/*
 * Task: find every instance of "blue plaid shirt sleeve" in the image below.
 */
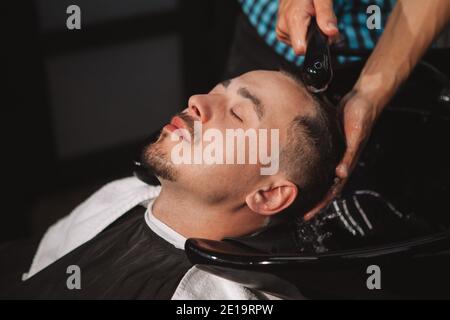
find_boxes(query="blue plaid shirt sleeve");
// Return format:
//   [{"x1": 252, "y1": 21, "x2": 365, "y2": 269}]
[{"x1": 238, "y1": 0, "x2": 396, "y2": 65}]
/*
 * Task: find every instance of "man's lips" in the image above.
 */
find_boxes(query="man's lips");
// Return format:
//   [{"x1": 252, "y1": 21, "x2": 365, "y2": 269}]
[
  {"x1": 164, "y1": 116, "x2": 191, "y2": 141},
  {"x1": 171, "y1": 116, "x2": 187, "y2": 130}
]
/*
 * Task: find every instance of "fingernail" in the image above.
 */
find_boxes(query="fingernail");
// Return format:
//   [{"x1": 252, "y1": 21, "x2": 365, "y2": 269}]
[
  {"x1": 295, "y1": 40, "x2": 305, "y2": 53},
  {"x1": 327, "y1": 22, "x2": 338, "y2": 31}
]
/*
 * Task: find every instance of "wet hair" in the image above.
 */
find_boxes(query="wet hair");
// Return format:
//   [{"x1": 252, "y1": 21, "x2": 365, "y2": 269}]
[{"x1": 278, "y1": 71, "x2": 345, "y2": 221}]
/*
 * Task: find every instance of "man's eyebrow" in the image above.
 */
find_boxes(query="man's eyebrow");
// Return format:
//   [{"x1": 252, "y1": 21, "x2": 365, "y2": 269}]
[
  {"x1": 237, "y1": 87, "x2": 264, "y2": 120},
  {"x1": 219, "y1": 80, "x2": 265, "y2": 120}
]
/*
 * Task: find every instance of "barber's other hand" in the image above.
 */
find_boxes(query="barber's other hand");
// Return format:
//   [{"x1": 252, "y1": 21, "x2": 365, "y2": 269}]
[
  {"x1": 303, "y1": 90, "x2": 382, "y2": 221},
  {"x1": 276, "y1": 0, "x2": 339, "y2": 55}
]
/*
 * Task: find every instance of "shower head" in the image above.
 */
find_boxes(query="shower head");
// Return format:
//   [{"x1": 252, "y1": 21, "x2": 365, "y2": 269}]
[{"x1": 301, "y1": 18, "x2": 333, "y2": 93}]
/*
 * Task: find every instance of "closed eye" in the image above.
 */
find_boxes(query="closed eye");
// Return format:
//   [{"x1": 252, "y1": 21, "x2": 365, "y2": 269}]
[{"x1": 231, "y1": 109, "x2": 243, "y2": 122}]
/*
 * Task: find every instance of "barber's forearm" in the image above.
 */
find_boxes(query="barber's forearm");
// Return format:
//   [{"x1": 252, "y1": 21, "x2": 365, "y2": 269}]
[{"x1": 353, "y1": 0, "x2": 450, "y2": 113}]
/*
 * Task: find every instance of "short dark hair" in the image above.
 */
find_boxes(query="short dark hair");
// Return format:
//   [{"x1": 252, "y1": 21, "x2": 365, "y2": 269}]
[{"x1": 278, "y1": 71, "x2": 345, "y2": 221}]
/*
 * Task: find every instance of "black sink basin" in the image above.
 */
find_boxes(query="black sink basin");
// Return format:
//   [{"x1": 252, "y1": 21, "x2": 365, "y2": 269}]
[{"x1": 185, "y1": 58, "x2": 450, "y2": 299}]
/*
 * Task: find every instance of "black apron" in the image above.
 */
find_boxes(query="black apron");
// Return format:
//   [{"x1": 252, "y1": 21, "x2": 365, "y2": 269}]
[{"x1": 2, "y1": 206, "x2": 192, "y2": 299}]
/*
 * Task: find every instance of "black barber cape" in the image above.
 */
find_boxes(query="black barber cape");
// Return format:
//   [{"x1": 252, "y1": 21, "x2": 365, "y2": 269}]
[{"x1": 3, "y1": 206, "x2": 193, "y2": 299}]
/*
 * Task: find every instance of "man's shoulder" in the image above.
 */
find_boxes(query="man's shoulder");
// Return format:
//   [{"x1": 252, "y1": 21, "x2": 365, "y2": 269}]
[{"x1": 24, "y1": 176, "x2": 161, "y2": 280}]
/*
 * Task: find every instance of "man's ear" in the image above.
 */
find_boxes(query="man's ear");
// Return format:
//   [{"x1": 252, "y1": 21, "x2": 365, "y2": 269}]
[{"x1": 245, "y1": 181, "x2": 298, "y2": 216}]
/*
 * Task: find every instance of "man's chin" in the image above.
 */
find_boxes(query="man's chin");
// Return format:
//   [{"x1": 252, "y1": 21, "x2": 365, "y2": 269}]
[{"x1": 142, "y1": 142, "x2": 177, "y2": 182}]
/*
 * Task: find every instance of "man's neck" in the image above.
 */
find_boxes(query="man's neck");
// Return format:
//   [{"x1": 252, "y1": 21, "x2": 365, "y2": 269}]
[{"x1": 151, "y1": 183, "x2": 266, "y2": 241}]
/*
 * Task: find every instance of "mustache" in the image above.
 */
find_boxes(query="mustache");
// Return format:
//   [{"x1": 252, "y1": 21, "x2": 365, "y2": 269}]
[{"x1": 176, "y1": 111, "x2": 196, "y2": 138}]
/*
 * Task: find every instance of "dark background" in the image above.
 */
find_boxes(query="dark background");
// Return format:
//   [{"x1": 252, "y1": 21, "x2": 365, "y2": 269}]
[{"x1": 2, "y1": 0, "x2": 240, "y2": 242}]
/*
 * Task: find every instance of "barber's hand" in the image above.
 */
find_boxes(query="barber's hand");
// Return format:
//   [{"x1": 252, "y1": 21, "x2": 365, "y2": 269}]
[
  {"x1": 276, "y1": 0, "x2": 339, "y2": 55},
  {"x1": 303, "y1": 90, "x2": 382, "y2": 221}
]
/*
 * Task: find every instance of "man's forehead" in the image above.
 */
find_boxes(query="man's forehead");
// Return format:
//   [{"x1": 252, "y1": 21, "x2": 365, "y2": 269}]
[
  {"x1": 235, "y1": 70, "x2": 308, "y2": 99},
  {"x1": 234, "y1": 70, "x2": 312, "y2": 116}
]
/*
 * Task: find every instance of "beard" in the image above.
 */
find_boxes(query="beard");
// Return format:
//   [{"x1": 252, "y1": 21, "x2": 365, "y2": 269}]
[
  {"x1": 140, "y1": 130, "x2": 177, "y2": 182},
  {"x1": 140, "y1": 111, "x2": 195, "y2": 182}
]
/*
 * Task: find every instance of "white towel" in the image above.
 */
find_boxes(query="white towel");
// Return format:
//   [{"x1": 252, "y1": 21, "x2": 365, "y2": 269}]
[
  {"x1": 172, "y1": 266, "x2": 280, "y2": 300},
  {"x1": 24, "y1": 176, "x2": 160, "y2": 280}
]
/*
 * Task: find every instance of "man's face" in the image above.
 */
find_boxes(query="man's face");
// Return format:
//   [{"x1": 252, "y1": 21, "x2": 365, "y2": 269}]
[{"x1": 143, "y1": 70, "x2": 314, "y2": 206}]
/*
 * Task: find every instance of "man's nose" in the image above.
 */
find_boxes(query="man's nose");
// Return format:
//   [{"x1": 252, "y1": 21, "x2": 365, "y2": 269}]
[{"x1": 188, "y1": 94, "x2": 213, "y2": 123}]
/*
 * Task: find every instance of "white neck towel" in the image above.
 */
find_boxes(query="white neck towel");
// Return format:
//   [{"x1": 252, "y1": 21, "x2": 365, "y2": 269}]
[{"x1": 24, "y1": 176, "x2": 160, "y2": 280}]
